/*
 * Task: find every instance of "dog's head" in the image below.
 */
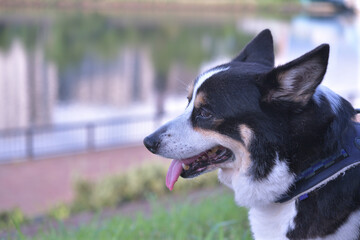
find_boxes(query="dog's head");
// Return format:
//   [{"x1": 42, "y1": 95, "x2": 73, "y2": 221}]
[{"x1": 144, "y1": 29, "x2": 337, "y2": 207}]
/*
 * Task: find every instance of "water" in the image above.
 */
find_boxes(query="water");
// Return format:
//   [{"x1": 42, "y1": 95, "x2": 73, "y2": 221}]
[{"x1": 0, "y1": 9, "x2": 359, "y2": 161}]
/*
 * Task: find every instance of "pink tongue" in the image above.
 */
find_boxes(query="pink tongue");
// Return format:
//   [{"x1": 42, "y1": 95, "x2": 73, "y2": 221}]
[{"x1": 166, "y1": 159, "x2": 183, "y2": 191}]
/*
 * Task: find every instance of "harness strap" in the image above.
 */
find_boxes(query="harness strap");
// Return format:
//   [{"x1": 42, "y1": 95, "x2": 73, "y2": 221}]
[{"x1": 276, "y1": 121, "x2": 360, "y2": 203}]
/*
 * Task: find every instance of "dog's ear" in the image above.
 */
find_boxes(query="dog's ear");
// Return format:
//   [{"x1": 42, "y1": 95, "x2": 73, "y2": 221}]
[
  {"x1": 232, "y1": 29, "x2": 274, "y2": 67},
  {"x1": 259, "y1": 44, "x2": 329, "y2": 106}
]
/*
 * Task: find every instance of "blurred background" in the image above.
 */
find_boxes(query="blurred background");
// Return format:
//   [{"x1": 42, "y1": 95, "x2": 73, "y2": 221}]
[{"x1": 0, "y1": 0, "x2": 359, "y2": 239}]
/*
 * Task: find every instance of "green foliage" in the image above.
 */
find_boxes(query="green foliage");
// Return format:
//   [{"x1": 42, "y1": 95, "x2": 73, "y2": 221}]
[
  {"x1": 48, "y1": 204, "x2": 71, "y2": 221},
  {"x1": 46, "y1": 13, "x2": 122, "y2": 71},
  {"x1": 0, "y1": 207, "x2": 26, "y2": 230},
  {"x1": 0, "y1": 11, "x2": 255, "y2": 98},
  {"x1": 71, "y1": 163, "x2": 220, "y2": 213},
  {"x1": 43, "y1": 12, "x2": 253, "y2": 92},
  {"x1": 0, "y1": 24, "x2": 38, "y2": 51},
  {"x1": 30, "y1": 192, "x2": 252, "y2": 240},
  {"x1": 70, "y1": 178, "x2": 96, "y2": 212}
]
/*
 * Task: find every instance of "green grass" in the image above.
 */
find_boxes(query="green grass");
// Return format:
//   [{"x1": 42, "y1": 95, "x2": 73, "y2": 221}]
[{"x1": 20, "y1": 192, "x2": 252, "y2": 240}]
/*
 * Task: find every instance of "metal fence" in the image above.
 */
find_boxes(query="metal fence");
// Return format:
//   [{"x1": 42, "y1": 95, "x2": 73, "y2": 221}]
[{"x1": 0, "y1": 113, "x2": 176, "y2": 163}]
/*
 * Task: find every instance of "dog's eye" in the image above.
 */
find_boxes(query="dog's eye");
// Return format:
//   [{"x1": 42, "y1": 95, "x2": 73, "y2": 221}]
[{"x1": 198, "y1": 108, "x2": 212, "y2": 120}]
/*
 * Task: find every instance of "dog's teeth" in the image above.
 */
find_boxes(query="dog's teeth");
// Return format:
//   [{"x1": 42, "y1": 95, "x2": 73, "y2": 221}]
[
  {"x1": 202, "y1": 156, "x2": 207, "y2": 160},
  {"x1": 210, "y1": 147, "x2": 218, "y2": 154},
  {"x1": 182, "y1": 163, "x2": 190, "y2": 170}
]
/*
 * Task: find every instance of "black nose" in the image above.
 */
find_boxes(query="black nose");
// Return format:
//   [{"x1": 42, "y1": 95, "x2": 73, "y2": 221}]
[{"x1": 143, "y1": 135, "x2": 160, "y2": 154}]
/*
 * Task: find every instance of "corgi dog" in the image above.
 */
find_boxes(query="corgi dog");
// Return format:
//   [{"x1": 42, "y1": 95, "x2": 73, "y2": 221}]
[{"x1": 144, "y1": 29, "x2": 360, "y2": 239}]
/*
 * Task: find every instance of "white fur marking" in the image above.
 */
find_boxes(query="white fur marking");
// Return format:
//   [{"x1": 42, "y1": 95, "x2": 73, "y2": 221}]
[
  {"x1": 219, "y1": 154, "x2": 295, "y2": 207},
  {"x1": 156, "y1": 113, "x2": 217, "y2": 159},
  {"x1": 218, "y1": 154, "x2": 296, "y2": 239},
  {"x1": 194, "y1": 67, "x2": 230, "y2": 97},
  {"x1": 249, "y1": 200, "x2": 297, "y2": 240},
  {"x1": 186, "y1": 66, "x2": 229, "y2": 114}
]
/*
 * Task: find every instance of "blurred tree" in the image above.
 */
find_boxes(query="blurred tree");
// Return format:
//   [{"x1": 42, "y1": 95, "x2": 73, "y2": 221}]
[
  {"x1": 0, "y1": 12, "x2": 253, "y2": 108},
  {"x1": 0, "y1": 23, "x2": 38, "y2": 51}
]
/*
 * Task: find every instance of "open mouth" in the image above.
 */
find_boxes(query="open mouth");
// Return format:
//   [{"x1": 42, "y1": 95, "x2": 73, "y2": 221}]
[{"x1": 166, "y1": 146, "x2": 234, "y2": 190}]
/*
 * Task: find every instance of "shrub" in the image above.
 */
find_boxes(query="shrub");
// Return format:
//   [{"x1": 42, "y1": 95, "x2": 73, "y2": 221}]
[
  {"x1": 71, "y1": 163, "x2": 220, "y2": 214},
  {"x1": 71, "y1": 178, "x2": 96, "y2": 212},
  {"x1": 0, "y1": 207, "x2": 26, "y2": 230},
  {"x1": 48, "y1": 203, "x2": 71, "y2": 220},
  {"x1": 3, "y1": 163, "x2": 223, "y2": 232}
]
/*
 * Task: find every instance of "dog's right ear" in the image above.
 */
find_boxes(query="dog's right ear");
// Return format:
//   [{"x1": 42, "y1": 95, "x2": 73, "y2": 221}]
[
  {"x1": 232, "y1": 29, "x2": 274, "y2": 68},
  {"x1": 258, "y1": 44, "x2": 330, "y2": 107}
]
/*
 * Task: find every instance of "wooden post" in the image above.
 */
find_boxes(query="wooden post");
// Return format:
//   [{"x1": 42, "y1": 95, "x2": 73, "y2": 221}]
[{"x1": 26, "y1": 128, "x2": 34, "y2": 159}]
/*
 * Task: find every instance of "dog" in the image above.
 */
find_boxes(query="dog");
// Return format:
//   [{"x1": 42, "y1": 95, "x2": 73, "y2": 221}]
[{"x1": 144, "y1": 29, "x2": 360, "y2": 239}]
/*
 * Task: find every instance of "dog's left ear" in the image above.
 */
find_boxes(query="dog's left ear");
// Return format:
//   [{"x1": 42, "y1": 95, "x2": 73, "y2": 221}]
[
  {"x1": 232, "y1": 29, "x2": 274, "y2": 68},
  {"x1": 258, "y1": 44, "x2": 329, "y2": 106}
]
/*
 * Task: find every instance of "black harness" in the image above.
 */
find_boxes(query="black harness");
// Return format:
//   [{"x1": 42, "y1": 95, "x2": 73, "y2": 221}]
[{"x1": 276, "y1": 111, "x2": 360, "y2": 203}]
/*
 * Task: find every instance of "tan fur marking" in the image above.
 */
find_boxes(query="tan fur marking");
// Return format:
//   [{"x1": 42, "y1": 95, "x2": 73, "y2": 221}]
[
  {"x1": 194, "y1": 92, "x2": 206, "y2": 108},
  {"x1": 213, "y1": 119, "x2": 224, "y2": 127},
  {"x1": 353, "y1": 114, "x2": 360, "y2": 123},
  {"x1": 194, "y1": 127, "x2": 252, "y2": 172},
  {"x1": 239, "y1": 124, "x2": 253, "y2": 148}
]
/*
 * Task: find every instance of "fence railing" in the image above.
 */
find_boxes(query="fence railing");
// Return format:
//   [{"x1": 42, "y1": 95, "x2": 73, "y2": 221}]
[{"x1": 0, "y1": 113, "x2": 178, "y2": 163}]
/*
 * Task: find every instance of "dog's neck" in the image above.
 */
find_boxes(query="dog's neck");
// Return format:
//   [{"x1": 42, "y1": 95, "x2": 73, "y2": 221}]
[
  {"x1": 276, "y1": 121, "x2": 360, "y2": 203},
  {"x1": 248, "y1": 116, "x2": 360, "y2": 240},
  {"x1": 286, "y1": 103, "x2": 356, "y2": 175}
]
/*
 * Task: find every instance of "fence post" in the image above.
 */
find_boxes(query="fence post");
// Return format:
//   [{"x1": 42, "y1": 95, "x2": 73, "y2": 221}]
[
  {"x1": 26, "y1": 128, "x2": 34, "y2": 159},
  {"x1": 87, "y1": 124, "x2": 95, "y2": 151}
]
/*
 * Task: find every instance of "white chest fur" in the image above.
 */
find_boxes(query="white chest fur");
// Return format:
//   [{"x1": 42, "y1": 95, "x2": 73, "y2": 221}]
[
  {"x1": 218, "y1": 157, "x2": 295, "y2": 207},
  {"x1": 218, "y1": 155, "x2": 297, "y2": 239},
  {"x1": 248, "y1": 201, "x2": 297, "y2": 240}
]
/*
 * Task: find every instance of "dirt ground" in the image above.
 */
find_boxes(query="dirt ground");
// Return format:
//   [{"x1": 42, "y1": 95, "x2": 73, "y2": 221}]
[{"x1": 0, "y1": 144, "x2": 168, "y2": 216}]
